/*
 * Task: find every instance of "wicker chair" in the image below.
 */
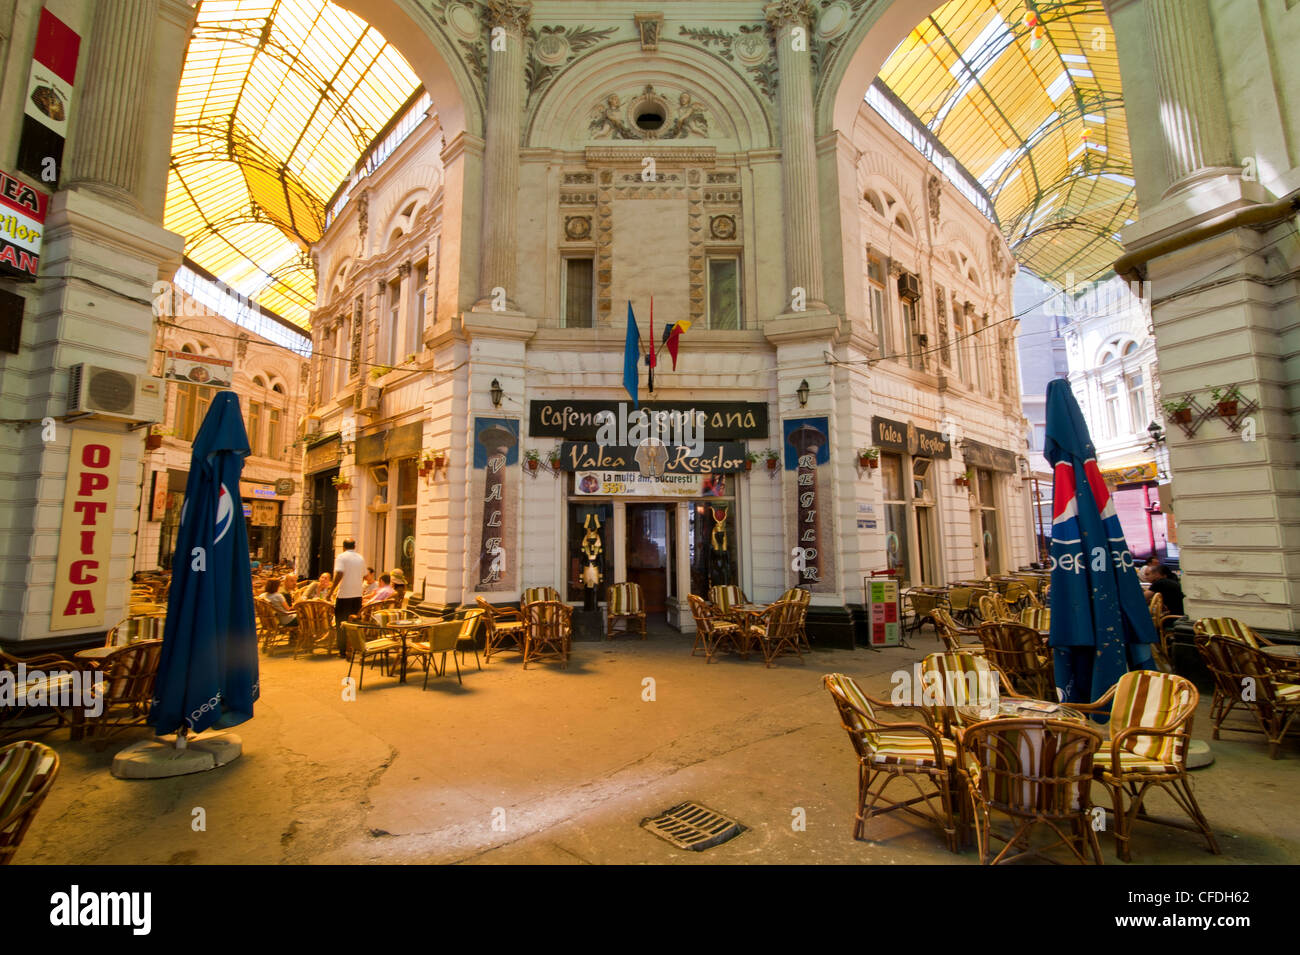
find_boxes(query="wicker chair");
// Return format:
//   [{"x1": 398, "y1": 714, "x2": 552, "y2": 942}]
[
  {"x1": 687, "y1": 594, "x2": 743, "y2": 662},
  {"x1": 477, "y1": 597, "x2": 526, "y2": 663},
  {"x1": 963, "y1": 717, "x2": 1105, "y2": 865},
  {"x1": 1074, "y1": 670, "x2": 1218, "y2": 861},
  {"x1": 930, "y1": 607, "x2": 985, "y2": 654},
  {"x1": 452, "y1": 608, "x2": 485, "y2": 671},
  {"x1": 523, "y1": 600, "x2": 572, "y2": 670},
  {"x1": 779, "y1": 587, "x2": 812, "y2": 652},
  {"x1": 340, "y1": 622, "x2": 401, "y2": 690},
  {"x1": 1195, "y1": 634, "x2": 1300, "y2": 758},
  {"x1": 0, "y1": 650, "x2": 85, "y2": 743},
  {"x1": 977, "y1": 593, "x2": 1014, "y2": 624},
  {"x1": 905, "y1": 590, "x2": 943, "y2": 640},
  {"x1": 606, "y1": 582, "x2": 647, "y2": 640},
  {"x1": 292, "y1": 599, "x2": 336, "y2": 658},
  {"x1": 83, "y1": 639, "x2": 164, "y2": 738},
  {"x1": 406, "y1": 619, "x2": 468, "y2": 687},
  {"x1": 823, "y1": 672, "x2": 970, "y2": 852},
  {"x1": 254, "y1": 596, "x2": 295, "y2": 654},
  {"x1": 1147, "y1": 594, "x2": 1182, "y2": 670},
  {"x1": 708, "y1": 584, "x2": 749, "y2": 625},
  {"x1": 977, "y1": 622, "x2": 1053, "y2": 699},
  {"x1": 946, "y1": 587, "x2": 982, "y2": 627},
  {"x1": 747, "y1": 599, "x2": 805, "y2": 667},
  {"x1": 356, "y1": 597, "x2": 398, "y2": 623},
  {"x1": 0, "y1": 742, "x2": 59, "y2": 865},
  {"x1": 917, "y1": 651, "x2": 1019, "y2": 739}
]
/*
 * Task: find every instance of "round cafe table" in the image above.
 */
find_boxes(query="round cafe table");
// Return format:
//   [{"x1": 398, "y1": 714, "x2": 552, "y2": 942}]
[
  {"x1": 1263, "y1": 645, "x2": 1300, "y2": 662},
  {"x1": 958, "y1": 698, "x2": 1085, "y2": 724}
]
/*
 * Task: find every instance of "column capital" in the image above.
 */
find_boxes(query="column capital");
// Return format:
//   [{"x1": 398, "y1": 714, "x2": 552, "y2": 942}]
[
  {"x1": 484, "y1": 0, "x2": 531, "y2": 33},
  {"x1": 764, "y1": 0, "x2": 813, "y2": 31}
]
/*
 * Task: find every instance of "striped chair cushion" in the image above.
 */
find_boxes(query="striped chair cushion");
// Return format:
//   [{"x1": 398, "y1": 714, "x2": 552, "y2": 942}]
[
  {"x1": 709, "y1": 585, "x2": 744, "y2": 612},
  {"x1": 972, "y1": 725, "x2": 1095, "y2": 811},
  {"x1": 0, "y1": 743, "x2": 57, "y2": 848},
  {"x1": 1020, "y1": 607, "x2": 1050, "y2": 630},
  {"x1": 871, "y1": 734, "x2": 961, "y2": 770},
  {"x1": 523, "y1": 587, "x2": 560, "y2": 605},
  {"x1": 920, "y1": 651, "x2": 998, "y2": 712},
  {"x1": 779, "y1": 587, "x2": 811, "y2": 605},
  {"x1": 1107, "y1": 670, "x2": 1193, "y2": 766},
  {"x1": 1111, "y1": 751, "x2": 1180, "y2": 775},
  {"x1": 458, "y1": 609, "x2": 484, "y2": 639},
  {"x1": 608, "y1": 584, "x2": 643, "y2": 615},
  {"x1": 1276, "y1": 682, "x2": 1300, "y2": 703},
  {"x1": 1194, "y1": 617, "x2": 1263, "y2": 649}
]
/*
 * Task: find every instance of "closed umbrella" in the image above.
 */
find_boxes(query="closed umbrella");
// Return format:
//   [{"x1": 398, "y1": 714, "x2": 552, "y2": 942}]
[
  {"x1": 1045, "y1": 379, "x2": 1156, "y2": 704},
  {"x1": 148, "y1": 391, "x2": 259, "y2": 738}
]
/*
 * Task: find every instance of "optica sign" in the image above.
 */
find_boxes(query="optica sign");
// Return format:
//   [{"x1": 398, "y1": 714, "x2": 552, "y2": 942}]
[
  {"x1": 50, "y1": 430, "x2": 123, "y2": 630},
  {"x1": 0, "y1": 169, "x2": 47, "y2": 281}
]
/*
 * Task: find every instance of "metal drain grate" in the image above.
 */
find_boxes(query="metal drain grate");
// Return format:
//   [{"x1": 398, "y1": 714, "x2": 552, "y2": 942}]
[{"x1": 641, "y1": 802, "x2": 747, "y2": 852}]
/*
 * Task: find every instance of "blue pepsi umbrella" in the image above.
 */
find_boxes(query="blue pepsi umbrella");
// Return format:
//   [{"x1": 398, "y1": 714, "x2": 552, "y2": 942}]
[
  {"x1": 1044, "y1": 379, "x2": 1156, "y2": 704},
  {"x1": 149, "y1": 391, "x2": 259, "y2": 736}
]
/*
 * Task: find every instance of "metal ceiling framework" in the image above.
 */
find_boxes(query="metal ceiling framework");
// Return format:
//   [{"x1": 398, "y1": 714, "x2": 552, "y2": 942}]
[
  {"x1": 876, "y1": 0, "x2": 1136, "y2": 284},
  {"x1": 166, "y1": 0, "x2": 422, "y2": 327}
]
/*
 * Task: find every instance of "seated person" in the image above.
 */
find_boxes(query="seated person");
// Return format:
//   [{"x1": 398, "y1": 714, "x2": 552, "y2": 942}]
[
  {"x1": 263, "y1": 579, "x2": 297, "y2": 626},
  {"x1": 361, "y1": 568, "x2": 378, "y2": 599},
  {"x1": 1137, "y1": 556, "x2": 1161, "y2": 583},
  {"x1": 303, "y1": 573, "x2": 333, "y2": 600},
  {"x1": 391, "y1": 569, "x2": 409, "y2": 606},
  {"x1": 1147, "y1": 563, "x2": 1184, "y2": 616},
  {"x1": 364, "y1": 573, "x2": 395, "y2": 606}
]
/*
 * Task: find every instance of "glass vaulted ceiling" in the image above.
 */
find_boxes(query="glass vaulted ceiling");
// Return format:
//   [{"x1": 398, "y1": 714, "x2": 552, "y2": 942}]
[
  {"x1": 877, "y1": 0, "x2": 1135, "y2": 284},
  {"x1": 166, "y1": 0, "x2": 421, "y2": 327}
]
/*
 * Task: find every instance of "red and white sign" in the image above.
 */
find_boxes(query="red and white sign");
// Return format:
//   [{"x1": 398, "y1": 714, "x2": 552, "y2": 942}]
[
  {"x1": 16, "y1": 8, "x2": 80, "y2": 185},
  {"x1": 165, "y1": 349, "x2": 233, "y2": 389},
  {"x1": 0, "y1": 169, "x2": 47, "y2": 280},
  {"x1": 50, "y1": 430, "x2": 123, "y2": 631}
]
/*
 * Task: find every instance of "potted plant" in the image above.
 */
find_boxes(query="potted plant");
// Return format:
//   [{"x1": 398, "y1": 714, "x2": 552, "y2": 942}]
[
  {"x1": 431, "y1": 448, "x2": 446, "y2": 469},
  {"x1": 857, "y1": 447, "x2": 879, "y2": 469},
  {"x1": 1210, "y1": 385, "x2": 1242, "y2": 418},
  {"x1": 547, "y1": 446, "x2": 562, "y2": 469},
  {"x1": 1162, "y1": 397, "x2": 1193, "y2": 424},
  {"x1": 369, "y1": 365, "x2": 392, "y2": 380},
  {"x1": 524, "y1": 449, "x2": 541, "y2": 473},
  {"x1": 956, "y1": 468, "x2": 973, "y2": 488},
  {"x1": 765, "y1": 448, "x2": 781, "y2": 470},
  {"x1": 145, "y1": 426, "x2": 165, "y2": 451},
  {"x1": 743, "y1": 450, "x2": 760, "y2": 472},
  {"x1": 331, "y1": 474, "x2": 352, "y2": 491},
  {"x1": 419, "y1": 454, "x2": 434, "y2": 476}
]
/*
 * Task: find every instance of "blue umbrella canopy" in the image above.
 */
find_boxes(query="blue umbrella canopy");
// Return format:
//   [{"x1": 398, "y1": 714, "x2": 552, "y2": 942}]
[
  {"x1": 1044, "y1": 379, "x2": 1156, "y2": 704},
  {"x1": 149, "y1": 391, "x2": 259, "y2": 735}
]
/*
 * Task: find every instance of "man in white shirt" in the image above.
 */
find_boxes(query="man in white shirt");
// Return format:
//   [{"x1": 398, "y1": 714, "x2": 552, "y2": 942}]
[{"x1": 330, "y1": 538, "x2": 367, "y2": 657}]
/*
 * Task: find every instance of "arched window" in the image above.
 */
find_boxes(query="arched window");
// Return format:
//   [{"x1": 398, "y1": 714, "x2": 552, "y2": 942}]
[
  {"x1": 894, "y1": 213, "x2": 913, "y2": 236},
  {"x1": 252, "y1": 375, "x2": 266, "y2": 387},
  {"x1": 272, "y1": 382, "x2": 285, "y2": 395},
  {"x1": 1123, "y1": 340, "x2": 1138, "y2": 357},
  {"x1": 864, "y1": 190, "x2": 885, "y2": 217}
]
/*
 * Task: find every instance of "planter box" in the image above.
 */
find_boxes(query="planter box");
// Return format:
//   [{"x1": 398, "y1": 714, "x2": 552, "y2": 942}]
[
  {"x1": 1172, "y1": 408, "x2": 1192, "y2": 424},
  {"x1": 1216, "y1": 401, "x2": 1238, "y2": 417}
]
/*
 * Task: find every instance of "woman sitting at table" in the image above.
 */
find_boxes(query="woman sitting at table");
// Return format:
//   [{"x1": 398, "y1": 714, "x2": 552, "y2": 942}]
[
  {"x1": 364, "y1": 573, "x2": 396, "y2": 606},
  {"x1": 303, "y1": 573, "x2": 333, "y2": 600},
  {"x1": 263, "y1": 579, "x2": 298, "y2": 627}
]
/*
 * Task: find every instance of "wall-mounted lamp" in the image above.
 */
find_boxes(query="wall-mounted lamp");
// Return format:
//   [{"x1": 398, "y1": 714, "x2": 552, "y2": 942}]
[
  {"x1": 490, "y1": 378, "x2": 503, "y2": 408},
  {"x1": 1146, "y1": 420, "x2": 1166, "y2": 446},
  {"x1": 796, "y1": 379, "x2": 810, "y2": 407}
]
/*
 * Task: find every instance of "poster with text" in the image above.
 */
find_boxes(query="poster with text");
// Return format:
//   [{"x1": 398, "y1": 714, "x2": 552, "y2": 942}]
[
  {"x1": 471, "y1": 417, "x2": 519, "y2": 593},
  {"x1": 783, "y1": 416, "x2": 837, "y2": 594}
]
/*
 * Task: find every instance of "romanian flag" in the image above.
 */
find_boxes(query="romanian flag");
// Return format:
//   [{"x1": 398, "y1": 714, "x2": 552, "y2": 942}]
[{"x1": 661, "y1": 319, "x2": 692, "y2": 370}]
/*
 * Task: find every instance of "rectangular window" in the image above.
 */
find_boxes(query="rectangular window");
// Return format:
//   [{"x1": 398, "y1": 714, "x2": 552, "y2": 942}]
[
  {"x1": 1104, "y1": 380, "x2": 1121, "y2": 436},
  {"x1": 881, "y1": 452, "x2": 911, "y2": 586},
  {"x1": 953, "y1": 308, "x2": 967, "y2": 382},
  {"x1": 247, "y1": 401, "x2": 262, "y2": 457},
  {"x1": 267, "y1": 408, "x2": 280, "y2": 458},
  {"x1": 562, "y1": 257, "x2": 594, "y2": 328},
  {"x1": 173, "y1": 382, "x2": 211, "y2": 442},
  {"x1": 972, "y1": 318, "x2": 986, "y2": 391},
  {"x1": 387, "y1": 280, "x2": 401, "y2": 365},
  {"x1": 1127, "y1": 371, "x2": 1146, "y2": 432},
  {"x1": 411, "y1": 261, "x2": 428, "y2": 355},
  {"x1": 707, "y1": 257, "x2": 740, "y2": 329},
  {"x1": 976, "y1": 469, "x2": 1001, "y2": 575},
  {"x1": 868, "y1": 256, "x2": 889, "y2": 356},
  {"x1": 335, "y1": 322, "x2": 349, "y2": 395},
  {"x1": 900, "y1": 298, "x2": 918, "y2": 368}
]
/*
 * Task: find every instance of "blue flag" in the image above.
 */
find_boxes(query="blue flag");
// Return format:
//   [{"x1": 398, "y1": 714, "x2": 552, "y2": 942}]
[
  {"x1": 623, "y1": 301, "x2": 640, "y2": 408},
  {"x1": 149, "y1": 391, "x2": 260, "y2": 735},
  {"x1": 1045, "y1": 379, "x2": 1156, "y2": 705}
]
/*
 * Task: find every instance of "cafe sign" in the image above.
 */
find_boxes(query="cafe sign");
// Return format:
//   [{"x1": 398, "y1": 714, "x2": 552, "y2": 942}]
[
  {"x1": 960, "y1": 438, "x2": 1017, "y2": 473},
  {"x1": 560, "y1": 441, "x2": 746, "y2": 474},
  {"x1": 530, "y1": 400, "x2": 768, "y2": 441},
  {"x1": 304, "y1": 435, "x2": 341, "y2": 473},
  {"x1": 50, "y1": 430, "x2": 122, "y2": 631},
  {"x1": 872, "y1": 417, "x2": 951, "y2": 459}
]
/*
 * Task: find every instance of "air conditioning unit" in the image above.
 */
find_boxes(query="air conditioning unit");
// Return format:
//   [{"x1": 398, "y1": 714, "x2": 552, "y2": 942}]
[
  {"x1": 303, "y1": 415, "x2": 322, "y2": 436},
  {"x1": 897, "y1": 272, "x2": 922, "y2": 303},
  {"x1": 68, "y1": 365, "x2": 162, "y2": 422},
  {"x1": 356, "y1": 385, "x2": 381, "y2": 415}
]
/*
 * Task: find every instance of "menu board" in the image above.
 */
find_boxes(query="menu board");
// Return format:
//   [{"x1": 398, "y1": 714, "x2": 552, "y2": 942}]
[{"x1": 868, "y1": 578, "x2": 900, "y2": 647}]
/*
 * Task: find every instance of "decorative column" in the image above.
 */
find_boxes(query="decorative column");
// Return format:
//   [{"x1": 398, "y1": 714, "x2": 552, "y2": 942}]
[
  {"x1": 765, "y1": 0, "x2": 826, "y2": 311},
  {"x1": 66, "y1": 0, "x2": 158, "y2": 209},
  {"x1": 476, "y1": 0, "x2": 530, "y2": 311},
  {"x1": 1145, "y1": 0, "x2": 1237, "y2": 195}
]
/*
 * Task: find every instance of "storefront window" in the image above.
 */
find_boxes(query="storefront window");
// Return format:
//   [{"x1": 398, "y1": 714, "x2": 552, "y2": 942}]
[
  {"x1": 566, "y1": 501, "x2": 612, "y2": 601},
  {"x1": 689, "y1": 498, "x2": 738, "y2": 597},
  {"x1": 975, "y1": 468, "x2": 1002, "y2": 575},
  {"x1": 395, "y1": 457, "x2": 417, "y2": 585},
  {"x1": 882, "y1": 453, "x2": 911, "y2": 586}
]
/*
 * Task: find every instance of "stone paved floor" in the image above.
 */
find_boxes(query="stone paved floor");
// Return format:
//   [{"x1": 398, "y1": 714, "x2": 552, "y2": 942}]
[{"x1": 15, "y1": 625, "x2": 1300, "y2": 865}]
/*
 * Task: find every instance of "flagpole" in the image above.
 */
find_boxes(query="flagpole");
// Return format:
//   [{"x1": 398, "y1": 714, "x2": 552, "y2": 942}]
[{"x1": 648, "y1": 296, "x2": 655, "y2": 395}]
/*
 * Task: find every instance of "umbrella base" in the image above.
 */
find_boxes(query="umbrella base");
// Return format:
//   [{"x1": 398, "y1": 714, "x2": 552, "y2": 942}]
[
  {"x1": 110, "y1": 732, "x2": 243, "y2": 779},
  {"x1": 1187, "y1": 739, "x2": 1214, "y2": 769}
]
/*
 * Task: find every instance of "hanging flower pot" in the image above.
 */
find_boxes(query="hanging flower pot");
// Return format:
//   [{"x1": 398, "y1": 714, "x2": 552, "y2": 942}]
[
  {"x1": 145, "y1": 433, "x2": 163, "y2": 451},
  {"x1": 1216, "y1": 400, "x2": 1238, "y2": 417},
  {"x1": 527, "y1": 458, "x2": 539, "y2": 472},
  {"x1": 432, "y1": 451, "x2": 446, "y2": 468},
  {"x1": 766, "y1": 457, "x2": 779, "y2": 471},
  {"x1": 743, "y1": 459, "x2": 753, "y2": 471},
  {"x1": 867, "y1": 457, "x2": 878, "y2": 469},
  {"x1": 1172, "y1": 408, "x2": 1192, "y2": 424},
  {"x1": 419, "y1": 462, "x2": 433, "y2": 476}
]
